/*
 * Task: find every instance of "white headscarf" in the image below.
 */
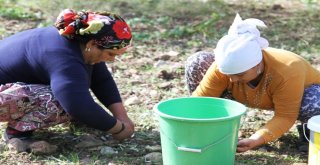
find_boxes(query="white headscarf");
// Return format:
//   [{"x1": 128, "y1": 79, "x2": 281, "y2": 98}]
[{"x1": 214, "y1": 13, "x2": 269, "y2": 74}]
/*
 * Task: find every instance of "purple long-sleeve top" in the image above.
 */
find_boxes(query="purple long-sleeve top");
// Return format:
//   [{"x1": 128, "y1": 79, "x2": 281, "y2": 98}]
[{"x1": 0, "y1": 26, "x2": 120, "y2": 131}]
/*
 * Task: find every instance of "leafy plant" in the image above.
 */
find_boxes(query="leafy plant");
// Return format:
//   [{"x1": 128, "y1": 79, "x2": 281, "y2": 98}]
[{"x1": 0, "y1": 7, "x2": 36, "y2": 19}]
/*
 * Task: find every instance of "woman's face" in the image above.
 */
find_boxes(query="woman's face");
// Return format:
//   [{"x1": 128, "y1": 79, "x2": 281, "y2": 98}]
[
  {"x1": 93, "y1": 47, "x2": 127, "y2": 63},
  {"x1": 226, "y1": 65, "x2": 260, "y2": 83},
  {"x1": 83, "y1": 41, "x2": 129, "y2": 64}
]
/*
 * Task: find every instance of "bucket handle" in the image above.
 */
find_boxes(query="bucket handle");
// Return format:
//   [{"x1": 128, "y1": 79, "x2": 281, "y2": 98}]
[
  {"x1": 303, "y1": 123, "x2": 310, "y2": 143},
  {"x1": 177, "y1": 147, "x2": 202, "y2": 153},
  {"x1": 160, "y1": 129, "x2": 232, "y2": 153},
  {"x1": 303, "y1": 123, "x2": 320, "y2": 151}
]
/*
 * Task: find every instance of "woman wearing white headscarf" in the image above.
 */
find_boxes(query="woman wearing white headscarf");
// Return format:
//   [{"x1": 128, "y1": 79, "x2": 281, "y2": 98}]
[{"x1": 185, "y1": 14, "x2": 320, "y2": 152}]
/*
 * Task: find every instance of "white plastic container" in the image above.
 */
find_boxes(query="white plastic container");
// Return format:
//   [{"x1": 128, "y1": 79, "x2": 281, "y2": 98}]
[{"x1": 307, "y1": 115, "x2": 320, "y2": 165}]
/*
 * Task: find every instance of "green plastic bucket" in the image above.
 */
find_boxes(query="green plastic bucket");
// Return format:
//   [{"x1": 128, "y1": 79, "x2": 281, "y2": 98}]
[{"x1": 154, "y1": 97, "x2": 246, "y2": 165}]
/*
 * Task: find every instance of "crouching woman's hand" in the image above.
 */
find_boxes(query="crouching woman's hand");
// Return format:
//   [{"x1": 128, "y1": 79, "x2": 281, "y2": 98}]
[
  {"x1": 237, "y1": 134, "x2": 265, "y2": 153},
  {"x1": 108, "y1": 119, "x2": 134, "y2": 141}
]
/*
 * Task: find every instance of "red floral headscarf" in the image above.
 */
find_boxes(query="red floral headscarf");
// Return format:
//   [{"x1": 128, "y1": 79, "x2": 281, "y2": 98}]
[{"x1": 55, "y1": 9, "x2": 132, "y2": 49}]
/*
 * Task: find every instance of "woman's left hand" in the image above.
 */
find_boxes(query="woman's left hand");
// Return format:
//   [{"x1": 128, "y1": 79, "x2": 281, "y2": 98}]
[
  {"x1": 108, "y1": 102, "x2": 135, "y2": 136},
  {"x1": 116, "y1": 115, "x2": 134, "y2": 132},
  {"x1": 111, "y1": 120, "x2": 134, "y2": 140}
]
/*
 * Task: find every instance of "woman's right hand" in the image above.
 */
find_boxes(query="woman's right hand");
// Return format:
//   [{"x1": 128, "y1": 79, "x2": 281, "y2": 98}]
[
  {"x1": 108, "y1": 119, "x2": 134, "y2": 141},
  {"x1": 237, "y1": 134, "x2": 265, "y2": 153}
]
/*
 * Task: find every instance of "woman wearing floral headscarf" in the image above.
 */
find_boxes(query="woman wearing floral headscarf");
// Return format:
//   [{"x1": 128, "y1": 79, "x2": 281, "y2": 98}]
[
  {"x1": 185, "y1": 14, "x2": 320, "y2": 152},
  {"x1": 0, "y1": 9, "x2": 134, "y2": 147}
]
